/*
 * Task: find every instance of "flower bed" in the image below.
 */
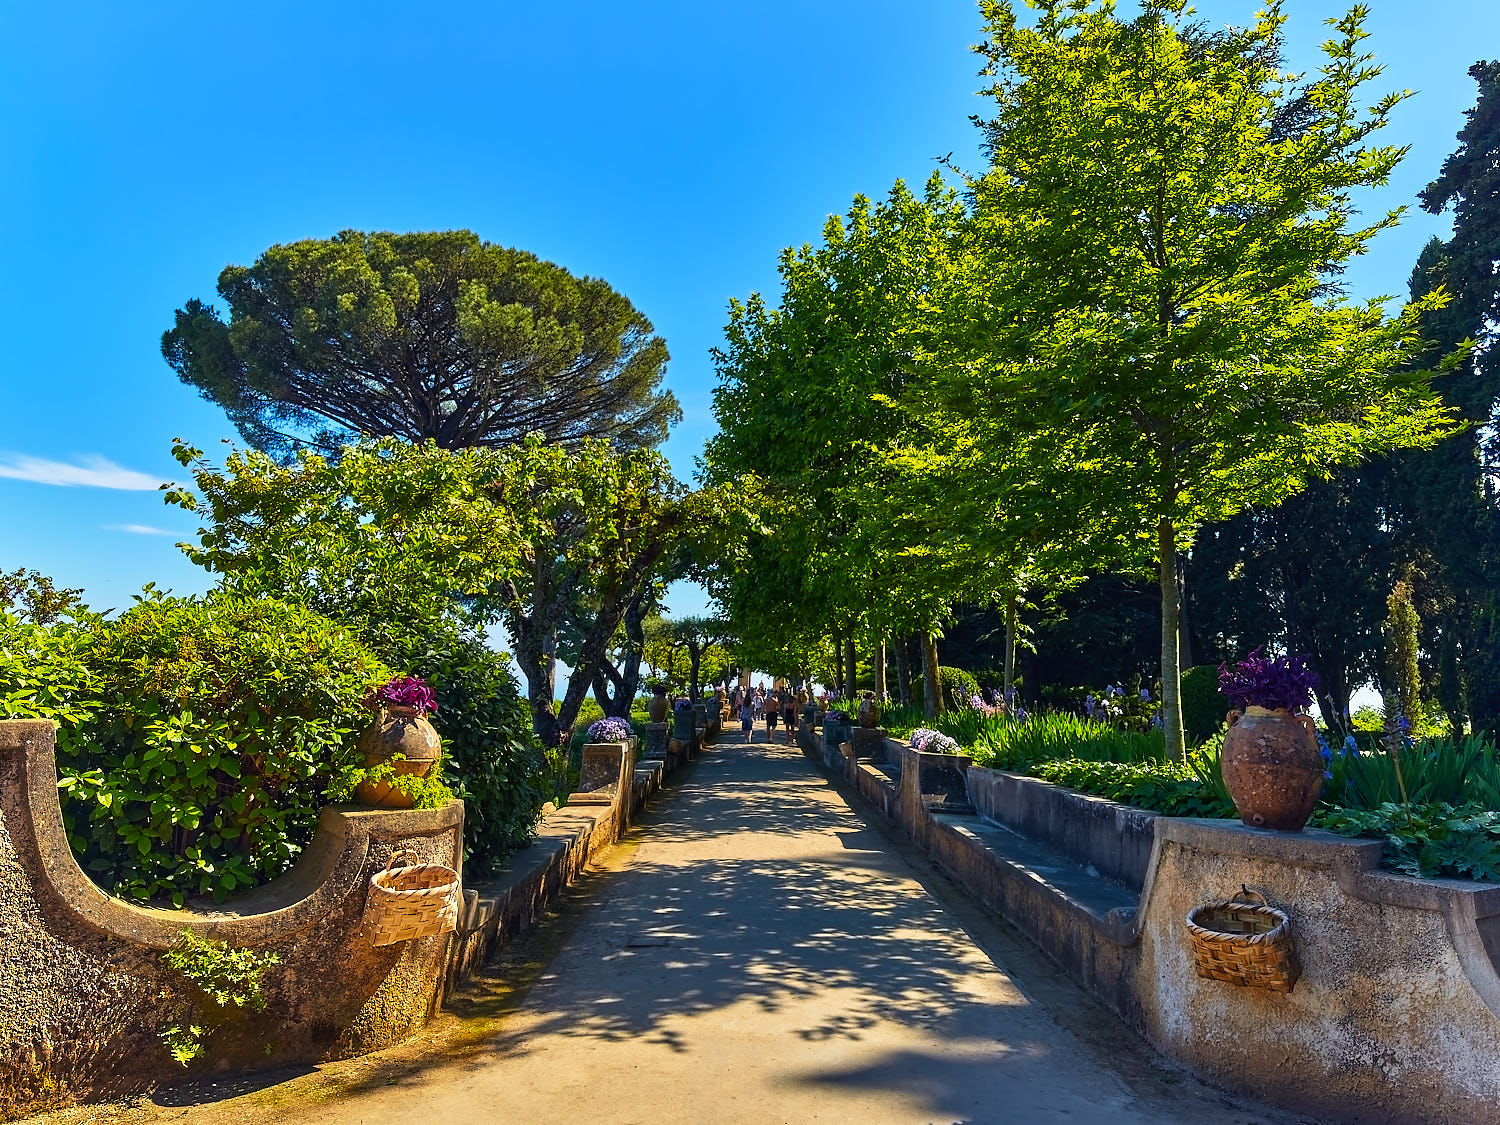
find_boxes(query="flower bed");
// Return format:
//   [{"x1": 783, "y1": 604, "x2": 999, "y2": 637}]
[{"x1": 892, "y1": 698, "x2": 1500, "y2": 882}]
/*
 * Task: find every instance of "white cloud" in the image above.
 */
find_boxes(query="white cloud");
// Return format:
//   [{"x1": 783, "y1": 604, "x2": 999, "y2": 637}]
[
  {"x1": 103, "y1": 523, "x2": 176, "y2": 536},
  {"x1": 0, "y1": 453, "x2": 166, "y2": 490}
]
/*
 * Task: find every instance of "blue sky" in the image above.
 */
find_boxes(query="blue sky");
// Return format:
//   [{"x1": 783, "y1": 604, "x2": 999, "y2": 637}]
[{"x1": 1, "y1": 0, "x2": 1496, "y2": 623}]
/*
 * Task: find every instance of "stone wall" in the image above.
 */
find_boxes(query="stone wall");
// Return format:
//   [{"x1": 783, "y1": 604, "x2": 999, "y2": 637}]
[
  {"x1": 0, "y1": 715, "x2": 707, "y2": 1117},
  {"x1": 0, "y1": 719, "x2": 463, "y2": 1109},
  {"x1": 817, "y1": 731, "x2": 1500, "y2": 1125}
]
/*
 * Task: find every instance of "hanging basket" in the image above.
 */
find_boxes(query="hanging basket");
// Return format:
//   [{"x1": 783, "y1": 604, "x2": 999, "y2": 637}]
[
  {"x1": 1186, "y1": 886, "x2": 1300, "y2": 993},
  {"x1": 366, "y1": 851, "x2": 460, "y2": 947}
]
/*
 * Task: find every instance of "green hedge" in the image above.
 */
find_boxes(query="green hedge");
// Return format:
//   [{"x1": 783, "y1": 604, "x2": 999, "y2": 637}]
[
  {"x1": 1180, "y1": 664, "x2": 1229, "y2": 746},
  {"x1": 32, "y1": 593, "x2": 388, "y2": 905},
  {"x1": 382, "y1": 625, "x2": 544, "y2": 877},
  {"x1": 938, "y1": 666, "x2": 980, "y2": 712}
]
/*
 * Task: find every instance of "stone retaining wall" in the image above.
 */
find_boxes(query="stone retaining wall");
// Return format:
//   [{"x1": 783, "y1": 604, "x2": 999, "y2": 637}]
[
  {"x1": 0, "y1": 712, "x2": 715, "y2": 1117},
  {"x1": 815, "y1": 730, "x2": 1500, "y2": 1125}
]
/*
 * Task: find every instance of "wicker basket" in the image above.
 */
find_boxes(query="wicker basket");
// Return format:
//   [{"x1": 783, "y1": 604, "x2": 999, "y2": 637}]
[
  {"x1": 367, "y1": 851, "x2": 460, "y2": 947},
  {"x1": 1186, "y1": 886, "x2": 1300, "y2": 993}
]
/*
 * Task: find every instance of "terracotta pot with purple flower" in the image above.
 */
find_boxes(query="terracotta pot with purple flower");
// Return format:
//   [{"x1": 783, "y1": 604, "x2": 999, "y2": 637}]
[
  {"x1": 1219, "y1": 649, "x2": 1322, "y2": 832},
  {"x1": 356, "y1": 676, "x2": 441, "y2": 809}
]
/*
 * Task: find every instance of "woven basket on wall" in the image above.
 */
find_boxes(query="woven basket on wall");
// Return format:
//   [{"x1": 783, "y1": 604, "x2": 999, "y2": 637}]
[
  {"x1": 367, "y1": 851, "x2": 460, "y2": 947},
  {"x1": 1186, "y1": 886, "x2": 1300, "y2": 993}
]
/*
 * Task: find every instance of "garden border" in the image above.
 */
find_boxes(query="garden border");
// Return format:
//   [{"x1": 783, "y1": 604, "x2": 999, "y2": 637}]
[{"x1": 801, "y1": 721, "x2": 1500, "y2": 1125}]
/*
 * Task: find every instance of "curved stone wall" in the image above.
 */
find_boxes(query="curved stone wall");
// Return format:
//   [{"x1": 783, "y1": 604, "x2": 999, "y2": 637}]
[{"x1": 0, "y1": 719, "x2": 463, "y2": 1110}]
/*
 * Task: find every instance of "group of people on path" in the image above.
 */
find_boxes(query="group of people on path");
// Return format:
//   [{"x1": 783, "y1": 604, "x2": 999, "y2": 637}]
[{"x1": 729, "y1": 683, "x2": 809, "y2": 742}]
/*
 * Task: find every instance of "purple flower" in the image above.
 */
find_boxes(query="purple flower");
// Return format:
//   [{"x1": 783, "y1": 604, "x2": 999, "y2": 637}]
[
  {"x1": 586, "y1": 716, "x2": 633, "y2": 743},
  {"x1": 911, "y1": 728, "x2": 959, "y2": 754},
  {"x1": 1139, "y1": 688, "x2": 1152, "y2": 702},
  {"x1": 1218, "y1": 647, "x2": 1318, "y2": 713},
  {"x1": 374, "y1": 675, "x2": 438, "y2": 715}
]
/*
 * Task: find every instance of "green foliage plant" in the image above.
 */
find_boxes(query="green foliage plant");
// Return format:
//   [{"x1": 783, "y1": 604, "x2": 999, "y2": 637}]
[
  {"x1": 1179, "y1": 665, "x2": 1230, "y2": 746},
  {"x1": 1030, "y1": 759, "x2": 1234, "y2": 819},
  {"x1": 162, "y1": 229, "x2": 680, "y2": 459},
  {"x1": 943, "y1": 0, "x2": 1463, "y2": 762},
  {"x1": 937, "y1": 666, "x2": 981, "y2": 713},
  {"x1": 0, "y1": 610, "x2": 101, "y2": 742},
  {"x1": 159, "y1": 930, "x2": 280, "y2": 1066},
  {"x1": 165, "y1": 437, "x2": 521, "y2": 643},
  {"x1": 1318, "y1": 803, "x2": 1500, "y2": 882},
  {"x1": 1383, "y1": 579, "x2": 1423, "y2": 721},
  {"x1": 0, "y1": 568, "x2": 87, "y2": 626},
  {"x1": 328, "y1": 753, "x2": 454, "y2": 811},
  {"x1": 380, "y1": 625, "x2": 544, "y2": 876},
  {"x1": 57, "y1": 592, "x2": 388, "y2": 904}
]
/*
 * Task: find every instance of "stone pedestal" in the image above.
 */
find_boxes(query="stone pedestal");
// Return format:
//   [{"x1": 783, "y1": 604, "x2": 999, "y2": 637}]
[
  {"x1": 850, "y1": 726, "x2": 887, "y2": 760},
  {"x1": 570, "y1": 741, "x2": 630, "y2": 806},
  {"x1": 643, "y1": 722, "x2": 670, "y2": 760}
]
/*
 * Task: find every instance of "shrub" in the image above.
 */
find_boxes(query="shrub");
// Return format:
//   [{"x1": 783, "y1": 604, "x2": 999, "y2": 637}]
[
  {"x1": 0, "y1": 611, "x2": 100, "y2": 740},
  {"x1": 938, "y1": 666, "x2": 980, "y2": 712},
  {"x1": 1180, "y1": 664, "x2": 1229, "y2": 746},
  {"x1": 58, "y1": 592, "x2": 388, "y2": 904},
  {"x1": 942, "y1": 710, "x2": 1167, "y2": 771},
  {"x1": 1318, "y1": 802, "x2": 1500, "y2": 882},
  {"x1": 381, "y1": 625, "x2": 544, "y2": 877},
  {"x1": 1030, "y1": 758, "x2": 1233, "y2": 818}
]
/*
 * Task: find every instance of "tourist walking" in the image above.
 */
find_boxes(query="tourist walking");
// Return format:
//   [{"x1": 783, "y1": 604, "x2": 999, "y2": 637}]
[
  {"x1": 764, "y1": 689, "x2": 780, "y2": 736},
  {"x1": 739, "y1": 694, "x2": 755, "y2": 736}
]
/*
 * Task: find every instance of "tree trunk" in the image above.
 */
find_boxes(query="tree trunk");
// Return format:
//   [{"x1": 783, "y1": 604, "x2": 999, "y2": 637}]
[
  {"x1": 519, "y1": 628, "x2": 563, "y2": 746},
  {"x1": 1003, "y1": 596, "x2": 1018, "y2": 706},
  {"x1": 831, "y1": 634, "x2": 844, "y2": 696},
  {"x1": 1159, "y1": 517, "x2": 1187, "y2": 762},
  {"x1": 894, "y1": 637, "x2": 913, "y2": 706},
  {"x1": 591, "y1": 592, "x2": 650, "y2": 717},
  {"x1": 1176, "y1": 550, "x2": 1194, "y2": 670},
  {"x1": 874, "y1": 640, "x2": 887, "y2": 701},
  {"x1": 844, "y1": 637, "x2": 858, "y2": 698},
  {"x1": 920, "y1": 630, "x2": 943, "y2": 717},
  {"x1": 689, "y1": 643, "x2": 703, "y2": 702}
]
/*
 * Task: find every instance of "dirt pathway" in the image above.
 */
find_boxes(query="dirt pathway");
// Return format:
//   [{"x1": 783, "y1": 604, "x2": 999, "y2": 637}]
[{"x1": 37, "y1": 726, "x2": 1303, "y2": 1125}]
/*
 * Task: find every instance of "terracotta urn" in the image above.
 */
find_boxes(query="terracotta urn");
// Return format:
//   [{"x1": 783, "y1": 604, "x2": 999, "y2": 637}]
[
  {"x1": 355, "y1": 705, "x2": 441, "y2": 809},
  {"x1": 1221, "y1": 706, "x2": 1323, "y2": 831},
  {"x1": 647, "y1": 693, "x2": 670, "y2": 724}
]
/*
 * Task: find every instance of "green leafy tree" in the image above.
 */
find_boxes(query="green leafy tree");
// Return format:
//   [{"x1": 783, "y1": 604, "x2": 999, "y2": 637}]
[
  {"x1": 706, "y1": 179, "x2": 990, "y2": 710},
  {"x1": 0, "y1": 568, "x2": 87, "y2": 626},
  {"x1": 665, "y1": 616, "x2": 736, "y2": 700},
  {"x1": 586, "y1": 585, "x2": 659, "y2": 718},
  {"x1": 165, "y1": 437, "x2": 521, "y2": 645},
  {"x1": 481, "y1": 436, "x2": 734, "y2": 747},
  {"x1": 163, "y1": 230, "x2": 680, "y2": 459},
  {"x1": 944, "y1": 0, "x2": 1459, "y2": 759},
  {"x1": 1401, "y1": 60, "x2": 1500, "y2": 735},
  {"x1": 1187, "y1": 471, "x2": 1391, "y2": 725}
]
